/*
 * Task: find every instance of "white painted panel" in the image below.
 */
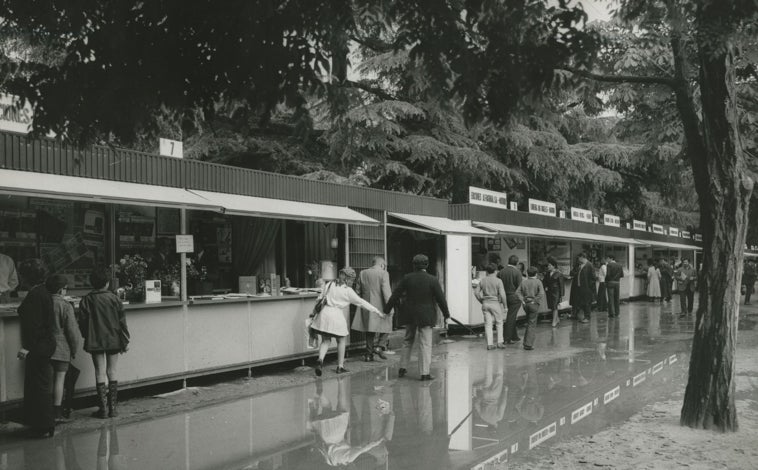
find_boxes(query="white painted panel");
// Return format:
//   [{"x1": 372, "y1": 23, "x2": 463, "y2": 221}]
[{"x1": 446, "y1": 234, "x2": 474, "y2": 324}]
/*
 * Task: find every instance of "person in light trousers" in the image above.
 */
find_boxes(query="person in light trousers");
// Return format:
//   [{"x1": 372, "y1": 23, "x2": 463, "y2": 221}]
[
  {"x1": 516, "y1": 267, "x2": 545, "y2": 351},
  {"x1": 475, "y1": 263, "x2": 507, "y2": 350}
]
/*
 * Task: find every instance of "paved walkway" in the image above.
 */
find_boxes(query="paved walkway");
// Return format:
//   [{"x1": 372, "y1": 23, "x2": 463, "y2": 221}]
[{"x1": 1, "y1": 298, "x2": 757, "y2": 469}]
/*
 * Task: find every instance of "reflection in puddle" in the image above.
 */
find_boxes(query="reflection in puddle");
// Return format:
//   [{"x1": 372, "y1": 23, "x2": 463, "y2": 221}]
[{"x1": 0, "y1": 308, "x2": 696, "y2": 470}]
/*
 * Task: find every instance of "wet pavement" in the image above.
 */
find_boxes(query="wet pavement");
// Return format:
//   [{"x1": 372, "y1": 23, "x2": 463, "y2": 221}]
[{"x1": 2, "y1": 298, "x2": 757, "y2": 470}]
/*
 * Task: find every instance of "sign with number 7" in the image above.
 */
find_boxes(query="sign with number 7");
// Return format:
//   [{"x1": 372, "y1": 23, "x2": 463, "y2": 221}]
[{"x1": 159, "y1": 138, "x2": 183, "y2": 158}]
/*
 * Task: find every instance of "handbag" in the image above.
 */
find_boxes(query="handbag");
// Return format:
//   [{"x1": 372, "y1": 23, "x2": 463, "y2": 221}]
[{"x1": 311, "y1": 281, "x2": 332, "y2": 317}]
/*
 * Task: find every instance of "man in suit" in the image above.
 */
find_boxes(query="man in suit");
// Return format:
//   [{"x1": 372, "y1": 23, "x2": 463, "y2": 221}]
[
  {"x1": 385, "y1": 254, "x2": 450, "y2": 381},
  {"x1": 573, "y1": 252, "x2": 596, "y2": 323},
  {"x1": 498, "y1": 255, "x2": 523, "y2": 343},
  {"x1": 351, "y1": 256, "x2": 393, "y2": 361},
  {"x1": 675, "y1": 258, "x2": 698, "y2": 317},
  {"x1": 604, "y1": 255, "x2": 624, "y2": 318}
]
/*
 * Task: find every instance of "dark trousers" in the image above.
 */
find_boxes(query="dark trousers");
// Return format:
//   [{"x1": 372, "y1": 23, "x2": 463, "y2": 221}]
[
  {"x1": 523, "y1": 303, "x2": 539, "y2": 348},
  {"x1": 680, "y1": 288, "x2": 695, "y2": 313},
  {"x1": 606, "y1": 281, "x2": 620, "y2": 317},
  {"x1": 661, "y1": 275, "x2": 672, "y2": 300},
  {"x1": 504, "y1": 297, "x2": 521, "y2": 341},
  {"x1": 23, "y1": 354, "x2": 54, "y2": 430},
  {"x1": 575, "y1": 297, "x2": 592, "y2": 321},
  {"x1": 596, "y1": 283, "x2": 607, "y2": 311},
  {"x1": 745, "y1": 277, "x2": 756, "y2": 304},
  {"x1": 365, "y1": 331, "x2": 388, "y2": 353}
]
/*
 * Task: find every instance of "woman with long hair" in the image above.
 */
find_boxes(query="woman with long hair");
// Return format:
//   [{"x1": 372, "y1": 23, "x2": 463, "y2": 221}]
[{"x1": 310, "y1": 267, "x2": 383, "y2": 376}]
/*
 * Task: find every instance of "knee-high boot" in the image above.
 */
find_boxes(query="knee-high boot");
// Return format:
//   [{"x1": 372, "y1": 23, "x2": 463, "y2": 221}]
[
  {"x1": 92, "y1": 383, "x2": 108, "y2": 419},
  {"x1": 108, "y1": 381, "x2": 119, "y2": 418}
]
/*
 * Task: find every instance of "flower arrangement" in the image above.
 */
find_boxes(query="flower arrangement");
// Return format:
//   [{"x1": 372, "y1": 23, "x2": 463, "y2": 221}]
[
  {"x1": 111, "y1": 254, "x2": 149, "y2": 301},
  {"x1": 186, "y1": 258, "x2": 208, "y2": 281},
  {"x1": 155, "y1": 262, "x2": 182, "y2": 296}
]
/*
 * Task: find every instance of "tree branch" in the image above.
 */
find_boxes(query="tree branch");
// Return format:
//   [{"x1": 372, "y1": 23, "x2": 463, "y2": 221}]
[
  {"x1": 560, "y1": 66, "x2": 677, "y2": 88},
  {"x1": 340, "y1": 80, "x2": 399, "y2": 101}
]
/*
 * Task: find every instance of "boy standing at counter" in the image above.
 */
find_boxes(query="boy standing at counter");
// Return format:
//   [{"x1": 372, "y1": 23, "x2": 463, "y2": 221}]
[{"x1": 516, "y1": 267, "x2": 545, "y2": 351}]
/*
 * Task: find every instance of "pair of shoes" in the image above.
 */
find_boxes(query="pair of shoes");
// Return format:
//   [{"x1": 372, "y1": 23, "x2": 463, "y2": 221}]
[
  {"x1": 315, "y1": 360, "x2": 323, "y2": 377},
  {"x1": 511, "y1": 336, "x2": 521, "y2": 342},
  {"x1": 398, "y1": 368, "x2": 407, "y2": 378},
  {"x1": 335, "y1": 366, "x2": 349, "y2": 374},
  {"x1": 486, "y1": 345, "x2": 496, "y2": 350},
  {"x1": 523, "y1": 345, "x2": 534, "y2": 351},
  {"x1": 496, "y1": 343, "x2": 506, "y2": 349},
  {"x1": 374, "y1": 349, "x2": 387, "y2": 360},
  {"x1": 420, "y1": 375, "x2": 435, "y2": 381},
  {"x1": 579, "y1": 318, "x2": 589, "y2": 323}
]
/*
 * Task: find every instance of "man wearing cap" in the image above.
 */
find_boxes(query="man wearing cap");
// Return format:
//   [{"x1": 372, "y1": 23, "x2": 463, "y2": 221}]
[
  {"x1": 573, "y1": 252, "x2": 596, "y2": 323},
  {"x1": 385, "y1": 254, "x2": 450, "y2": 381}
]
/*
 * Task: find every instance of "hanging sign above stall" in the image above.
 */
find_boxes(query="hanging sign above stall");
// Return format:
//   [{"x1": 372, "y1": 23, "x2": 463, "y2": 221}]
[
  {"x1": 570, "y1": 207, "x2": 593, "y2": 223},
  {"x1": 559, "y1": 210, "x2": 566, "y2": 218},
  {"x1": 681, "y1": 230, "x2": 691, "y2": 238},
  {"x1": 528, "y1": 198, "x2": 556, "y2": 217},
  {"x1": 632, "y1": 220, "x2": 647, "y2": 231},
  {"x1": 652, "y1": 224, "x2": 665, "y2": 235},
  {"x1": 603, "y1": 214, "x2": 621, "y2": 227},
  {"x1": 668, "y1": 227, "x2": 679, "y2": 237},
  {"x1": 468, "y1": 186, "x2": 508, "y2": 210},
  {"x1": 694, "y1": 233, "x2": 702, "y2": 242},
  {"x1": 159, "y1": 138, "x2": 184, "y2": 158}
]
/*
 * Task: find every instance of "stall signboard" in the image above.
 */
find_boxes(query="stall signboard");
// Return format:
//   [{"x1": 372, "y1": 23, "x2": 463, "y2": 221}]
[
  {"x1": 159, "y1": 138, "x2": 183, "y2": 158},
  {"x1": 528, "y1": 199, "x2": 556, "y2": 217},
  {"x1": 559, "y1": 210, "x2": 566, "y2": 218},
  {"x1": 604, "y1": 214, "x2": 621, "y2": 227},
  {"x1": 694, "y1": 233, "x2": 702, "y2": 242},
  {"x1": 632, "y1": 220, "x2": 647, "y2": 231},
  {"x1": 669, "y1": 227, "x2": 679, "y2": 237},
  {"x1": 652, "y1": 224, "x2": 665, "y2": 235},
  {"x1": 682, "y1": 230, "x2": 691, "y2": 238},
  {"x1": 0, "y1": 94, "x2": 33, "y2": 134},
  {"x1": 469, "y1": 186, "x2": 508, "y2": 210},
  {"x1": 175, "y1": 235, "x2": 195, "y2": 253},
  {"x1": 509, "y1": 201, "x2": 518, "y2": 210},
  {"x1": 571, "y1": 207, "x2": 593, "y2": 223}
]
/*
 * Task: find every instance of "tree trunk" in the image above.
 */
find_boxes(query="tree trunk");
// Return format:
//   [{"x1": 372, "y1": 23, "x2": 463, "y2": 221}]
[{"x1": 679, "y1": 24, "x2": 753, "y2": 432}]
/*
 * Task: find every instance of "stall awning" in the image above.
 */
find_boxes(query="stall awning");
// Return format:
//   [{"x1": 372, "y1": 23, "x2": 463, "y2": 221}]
[
  {"x1": 0, "y1": 169, "x2": 223, "y2": 211},
  {"x1": 474, "y1": 220, "x2": 643, "y2": 246},
  {"x1": 635, "y1": 239, "x2": 701, "y2": 251},
  {"x1": 388, "y1": 212, "x2": 493, "y2": 236},
  {"x1": 473, "y1": 221, "x2": 550, "y2": 237},
  {"x1": 188, "y1": 189, "x2": 379, "y2": 226}
]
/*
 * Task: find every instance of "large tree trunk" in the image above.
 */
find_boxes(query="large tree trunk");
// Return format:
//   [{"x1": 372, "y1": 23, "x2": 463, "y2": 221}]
[{"x1": 679, "y1": 19, "x2": 753, "y2": 431}]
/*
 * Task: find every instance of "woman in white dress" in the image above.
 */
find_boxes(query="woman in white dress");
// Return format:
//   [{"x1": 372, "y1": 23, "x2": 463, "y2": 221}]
[
  {"x1": 310, "y1": 267, "x2": 384, "y2": 375},
  {"x1": 647, "y1": 259, "x2": 662, "y2": 302}
]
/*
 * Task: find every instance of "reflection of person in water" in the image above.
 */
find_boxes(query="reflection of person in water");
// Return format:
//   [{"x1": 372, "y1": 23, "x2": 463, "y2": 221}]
[
  {"x1": 515, "y1": 366, "x2": 544, "y2": 424},
  {"x1": 473, "y1": 353, "x2": 508, "y2": 430},
  {"x1": 98, "y1": 424, "x2": 127, "y2": 470},
  {"x1": 307, "y1": 379, "x2": 387, "y2": 467}
]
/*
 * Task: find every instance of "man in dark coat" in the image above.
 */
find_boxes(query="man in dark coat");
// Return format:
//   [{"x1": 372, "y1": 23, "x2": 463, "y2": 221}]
[
  {"x1": 573, "y1": 252, "x2": 596, "y2": 323},
  {"x1": 604, "y1": 255, "x2": 624, "y2": 318},
  {"x1": 497, "y1": 255, "x2": 523, "y2": 343},
  {"x1": 385, "y1": 254, "x2": 450, "y2": 381}
]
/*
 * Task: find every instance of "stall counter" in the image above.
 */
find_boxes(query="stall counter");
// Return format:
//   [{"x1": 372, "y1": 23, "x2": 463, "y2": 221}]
[{"x1": 0, "y1": 293, "x2": 333, "y2": 408}]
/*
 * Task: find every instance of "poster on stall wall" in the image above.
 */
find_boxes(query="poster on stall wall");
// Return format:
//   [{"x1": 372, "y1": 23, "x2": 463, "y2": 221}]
[
  {"x1": 41, "y1": 232, "x2": 89, "y2": 275},
  {"x1": 145, "y1": 280, "x2": 162, "y2": 303}
]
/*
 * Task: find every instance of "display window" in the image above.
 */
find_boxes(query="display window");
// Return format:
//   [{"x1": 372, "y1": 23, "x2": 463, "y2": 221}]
[{"x1": 0, "y1": 195, "x2": 107, "y2": 294}]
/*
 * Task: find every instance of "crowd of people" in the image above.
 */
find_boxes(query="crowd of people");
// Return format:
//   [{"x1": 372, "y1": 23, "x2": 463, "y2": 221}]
[{"x1": 15, "y1": 260, "x2": 130, "y2": 438}]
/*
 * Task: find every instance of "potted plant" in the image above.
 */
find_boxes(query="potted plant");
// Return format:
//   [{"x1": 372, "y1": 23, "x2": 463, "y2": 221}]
[
  {"x1": 110, "y1": 254, "x2": 149, "y2": 302},
  {"x1": 156, "y1": 262, "x2": 181, "y2": 297}
]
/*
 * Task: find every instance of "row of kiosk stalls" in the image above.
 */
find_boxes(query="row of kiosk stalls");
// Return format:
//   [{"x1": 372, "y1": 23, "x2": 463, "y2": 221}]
[
  {"x1": 446, "y1": 202, "x2": 703, "y2": 326},
  {"x1": 0, "y1": 167, "x2": 394, "y2": 406}
]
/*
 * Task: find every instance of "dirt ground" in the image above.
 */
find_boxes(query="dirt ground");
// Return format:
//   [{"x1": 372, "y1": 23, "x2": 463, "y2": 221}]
[{"x1": 505, "y1": 317, "x2": 758, "y2": 470}]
